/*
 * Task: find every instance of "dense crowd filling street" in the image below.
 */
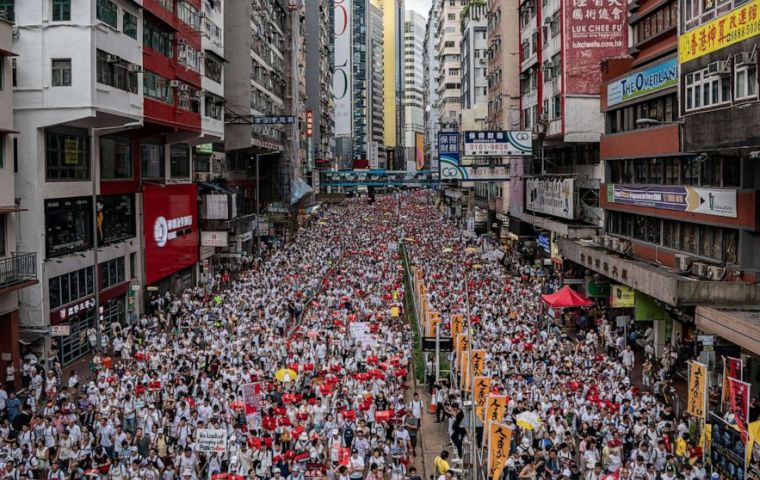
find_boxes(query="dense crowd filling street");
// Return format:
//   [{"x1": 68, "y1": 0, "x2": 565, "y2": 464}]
[{"x1": 0, "y1": 193, "x2": 758, "y2": 480}]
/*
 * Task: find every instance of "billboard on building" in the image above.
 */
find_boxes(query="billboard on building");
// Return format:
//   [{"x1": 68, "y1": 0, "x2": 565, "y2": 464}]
[
  {"x1": 679, "y1": 0, "x2": 760, "y2": 63},
  {"x1": 525, "y1": 177, "x2": 575, "y2": 219},
  {"x1": 463, "y1": 131, "x2": 532, "y2": 157},
  {"x1": 143, "y1": 184, "x2": 199, "y2": 285},
  {"x1": 607, "y1": 58, "x2": 678, "y2": 107},
  {"x1": 415, "y1": 132, "x2": 425, "y2": 170},
  {"x1": 333, "y1": 0, "x2": 352, "y2": 135},
  {"x1": 563, "y1": 0, "x2": 628, "y2": 95},
  {"x1": 607, "y1": 184, "x2": 738, "y2": 218}
]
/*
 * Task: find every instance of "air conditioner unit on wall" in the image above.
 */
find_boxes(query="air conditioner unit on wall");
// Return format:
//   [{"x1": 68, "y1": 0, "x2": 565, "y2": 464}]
[
  {"x1": 691, "y1": 262, "x2": 708, "y2": 278},
  {"x1": 674, "y1": 253, "x2": 691, "y2": 273},
  {"x1": 707, "y1": 265, "x2": 724, "y2": 281}
]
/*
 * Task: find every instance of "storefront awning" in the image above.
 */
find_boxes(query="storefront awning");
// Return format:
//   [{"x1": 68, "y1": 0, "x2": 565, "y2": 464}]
[
  {"x1": 18, "y1": 329, "x2": 48, "y2": 346},
  {"x1": 0, "y1": 48, "x2": 18, "y2": 57},
  {"x1": 695, "y1": 306, "x2": 760, "y2": 356}
]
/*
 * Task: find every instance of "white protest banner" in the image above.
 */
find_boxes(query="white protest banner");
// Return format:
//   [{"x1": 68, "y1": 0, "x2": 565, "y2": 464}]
[{"x1": 196, "y1": 429, "x2": 227, "y2": 453}]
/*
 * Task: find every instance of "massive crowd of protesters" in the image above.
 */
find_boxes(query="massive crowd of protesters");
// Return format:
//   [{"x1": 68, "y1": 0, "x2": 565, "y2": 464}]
[{"x1": 1, "y1": 192, "x2": 758, "y2": 480}]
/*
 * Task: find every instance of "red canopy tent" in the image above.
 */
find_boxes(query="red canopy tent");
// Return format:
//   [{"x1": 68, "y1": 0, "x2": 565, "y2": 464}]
[{"x1": 541, "y1": 285, "x2": 593, "y2": 309}]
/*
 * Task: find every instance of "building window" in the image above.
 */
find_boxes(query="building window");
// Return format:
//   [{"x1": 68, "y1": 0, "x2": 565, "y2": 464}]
[
  {"x1": 0, "y1": 0, "x2": 13, "y2": 21},
  {"x1": 45, "y1": 197, "x2": 93, "y2": 258},
  {"x1": 685, "y1": 68, "x2": 730, "y2": 111},
  {"x1": 204, "y1": 56, "x2": 222, "y2": 83},
  {"x1": 46, "y1": 128, "x2": 89, "y2": 180},
  {"x1": 99, "y1": 256, "x2": 126, "y2": 290},
  {"x1": 96, "y1": 50, "x2": 138, "y2": 93},
  {"x1": 100, "y1": 135, "x2": 132, "y2": 180},
  {"x1": 143, "y1": 71, "x2": 173, "y2": 104},
  {"x1": 170, "y1": 144, "x2": 190, "y2": 178},
  {"x1": 552, "y1": 95, "x2": 561, "y2": 118},
  {"x1": 0, "y1": 215, "x2": 5, "y2": 256},
  {"x1": 204, "y1": 93, "x2": 223, "y2": 120},
  {"x1": 143, "y1": 19, "x2": 174, "y2": 58},
  {"x1": 158, "y1": 0, "x2": 174, "y2": 12},
  {"x1": 123, "y1": 11, "x2": 138, "y2": 39},
  {"x1": 97, "y1": 194, "x2": 135, "y2": 245},
  {"x1": 735, "y1": 62, "x2": 758, "y2": 101},
  {"x1": 49, "y1": 266, "x2": 95, "y2": 310},
  {"x1": 178, "y1": 1, "x2": 201, "y2": 30},
  {"x1": 96, "y1": 0, "x2": 118, "y2": 28},
  {"x1": 52, "y1": 0, "x2": 71, "y2": 21},
  {"x1": 140, "y1": 140, "x2": 164, "y2": 179},
  {"x1": 51, "y1": 59, "x2": 72, "y2": 87}
]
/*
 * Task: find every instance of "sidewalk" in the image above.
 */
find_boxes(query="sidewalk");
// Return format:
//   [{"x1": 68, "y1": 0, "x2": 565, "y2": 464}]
[{"x1": 412, "y1": 385, "x2": 450, "y2": 480}]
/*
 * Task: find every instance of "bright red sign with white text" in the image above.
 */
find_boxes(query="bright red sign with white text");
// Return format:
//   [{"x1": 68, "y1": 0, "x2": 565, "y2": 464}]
[{"x1": 143, "y1": 183, "x2": 199, "y2": 285}]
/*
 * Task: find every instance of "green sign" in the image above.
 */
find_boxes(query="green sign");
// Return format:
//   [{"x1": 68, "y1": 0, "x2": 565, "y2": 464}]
[
  {"x1": 586, "y1": 279, "x2": 610, "y2": 298},
  {"x1": 635, "y1": 292, "x2": 666, "y2": 321},
  {"x1": 195, "y1": 143, "x2": 213, "y2": 154}
]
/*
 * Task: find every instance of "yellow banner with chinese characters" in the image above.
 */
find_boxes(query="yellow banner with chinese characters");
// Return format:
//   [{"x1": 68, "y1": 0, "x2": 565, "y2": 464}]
[
  {"x1": 471, "y1": 349, "x2": 487, "y2": 376},
  {"x1": 678, "y1": 0, "x2": 760, "y2": 63},
  {"x1": 687, "y1": 361, "x2": 708, "y2": 418},
  {"x1": 450, "y1": 314, "x2": 464, "y2": 340},
  {"x1": 455, "y1": 333, "x2": 469, "y2": 355},
  {"x1": 473, "y1": 376, "x2": 491, "y2": 421},
  {"x1": 426, "y1": 311, "x2": 440, "y2": 336},
  {"x1": 459, "y1": 351, "x2": 470, "y2": 390},
  {"x1": 483, "y1": 395, "x2": 508, "y2": 445},
  {"x1": 487, "y1": 421, "x2": 513, "y2": 480}
]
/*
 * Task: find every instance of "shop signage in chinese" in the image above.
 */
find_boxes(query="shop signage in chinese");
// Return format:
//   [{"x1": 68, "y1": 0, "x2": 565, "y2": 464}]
[
  {"x1": 526, "y1": 177, "x2": 576, "y2": 220},
  {"x1": 57, "y1": 298, "x2": 96, "y2": 321},
  {"x1": 252, "y1": 115, "x2": 295, "y2": 125},
  {"x1": 687, "y1": 361, "x2": 707, "y2": 418},
  {"x1": 610, "y1": 284, "x2": 634, "y2": 308},
  {"x1": 51, "y1": 324, "x2": 71, "y2": 337},
  {"x1": 608, "y1": 184, "x2": 738, "y2": 218},
  {"x1": 463, "y1": 130, "x2": 532, "y2": 157},
  {"x1": 678, "y1": 0, "x2": 760, "y2": 64},
  {"x1": 201, "y1": 231, "x2": 229, "y2": 247},
  {"x1": 607, "y1": 57, "x2": 678, "y2": 106}
]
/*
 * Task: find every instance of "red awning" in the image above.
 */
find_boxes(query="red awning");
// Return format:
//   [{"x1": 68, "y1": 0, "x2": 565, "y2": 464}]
[{"x1": 541, "y1": 285, "x2": 594, "y2": 308}]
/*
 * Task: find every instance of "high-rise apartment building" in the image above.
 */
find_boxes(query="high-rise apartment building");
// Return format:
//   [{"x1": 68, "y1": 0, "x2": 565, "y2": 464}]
[
  {"x1": 402, "y1": 9, "x2": 426, "y2": 171},
  {"x1": 423, "y1": 0, "x2": 441, "y2": 171},
  {"x1": 369, "y1": 3, "x2": 386, "y2": 169},
  {"x1": 374, "y1": 0, "x2": 405, "y2": 168},
  {"x1": 460, "y1": 2, "x2": 487, "y2": 111},
  {"x1": 305, "y1": 0, "x2": 335, "y2": 168},
  {"x1": 435, "y1": 0, "x2": 464, "y2": 129}
]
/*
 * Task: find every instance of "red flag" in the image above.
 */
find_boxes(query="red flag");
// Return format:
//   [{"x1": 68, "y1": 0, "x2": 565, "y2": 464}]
[{"x1": 728, "y1": 377, "x2": 751, "y2": 435}]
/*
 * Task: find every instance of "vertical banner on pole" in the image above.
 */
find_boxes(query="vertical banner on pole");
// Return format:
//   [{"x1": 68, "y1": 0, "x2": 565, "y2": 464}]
[
  {"x1": 483, "y1": 395, "x2": 508, "y2": 445},
  {"x1": 451, "y1": 314, "x2": 464, "y2": 339},
  {"x1": 473, "y1": 376, "x2": 491, "y2": 421},
  {"x1": 687, "y1": 361, "x2": 707, "y2": 419},
  {"x1": 728, "y1": 378, "x2": 751, "y2": 435},
  {"x1": 487, "y1": 422, "x2": 513, "y2": 480},
  {"x1": 471, "y1": 349, "x2": 486, "y2": 376},
  {"x1": 722, "y1": 356, "x2": 744, "y2": 405}
]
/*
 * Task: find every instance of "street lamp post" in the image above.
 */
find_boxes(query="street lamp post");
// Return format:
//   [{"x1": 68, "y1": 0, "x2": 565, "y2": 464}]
[{"x1": 463, "y1": 261, "x2": 477, "y2": 480}]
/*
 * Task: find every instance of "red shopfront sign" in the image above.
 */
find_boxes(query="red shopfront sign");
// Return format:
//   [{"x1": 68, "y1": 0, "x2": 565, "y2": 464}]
[{"x1": 143, "y1": 183, "x2": 199, "y2": 285}]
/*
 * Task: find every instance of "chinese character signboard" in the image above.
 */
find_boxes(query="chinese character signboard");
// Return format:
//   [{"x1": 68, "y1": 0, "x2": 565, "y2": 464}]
[
  {"x1": 607, "y1": 58, "x2": 678, "y2": 106},
  {"x1": 252, "y1": 116, "x2": 295, "y2": 125},
  {"x1": 463, "y1": 131, "x2": 532, "y2": 157},
  {"x1": 474, "y1": 376, "x2": 492, "y2": 421},
  {"x1": 607, "y1": 184, "x2": 738, "y2": 218},
  {"x1": 564, "y1": 0, "x2": 628, "y2": 94},
  {"x1": 610, "y1": 285, "x2": 634, "y2": 308},
  {"x1": 526, "y1": 177, "x2": 576, "y2": 219},
  {"x1": 687, "y1": 361, "x2": 707, "y2": 418},
  {"x1": 679, "y1": 0, "x2": 760, "y2": 64}
]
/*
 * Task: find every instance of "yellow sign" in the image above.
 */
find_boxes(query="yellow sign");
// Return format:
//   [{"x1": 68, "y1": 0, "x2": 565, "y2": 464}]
[
  {"x1": 610, "y1": 284, "x2": 634, "y2": 308},
  {"x1": 455, "y1": 333, "x2": 469, "y2": 355},
  {"x1": 471, "y1": 349, "x2": 486, "y2": 376},
  {"x1": 426, "y1": 311, "x2": 441, "y2": 336},
  {"x1": 747, "y1": 420, "x2": 760, "y2": 468},
  {"x1": 687, "y1": 361, "x2": 707, "y2": 418},
  {"x1": 450, "y1": 314, "x2": 464, "y2": 340},
  {"x1": 459, "y1": 351, "x2": 470, "y2": 390},
  {"x1": 473, "y1": 376, "x2": 491, "y2": 421},
  {"x1": 482, "y1": 395, "x2": 509, "y2": 445},
  {"x1": 487, "y1": 422, "x2": 513, "y2": 480},
  {"x1": 390, "y1": 306, "x2": 400, "y2": 318},
  {"x1": 678, "y1": 0, "x2": 760, "y2": 63}
]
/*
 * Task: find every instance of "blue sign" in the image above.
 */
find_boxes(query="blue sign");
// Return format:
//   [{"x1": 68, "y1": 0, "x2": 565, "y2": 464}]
[
  {"x1": 607, "y1": 58, "x2": 678, "y2": 107},
  {"x1": 537, "y1": 234, "x2": 550, "y2": 253},
  {"x1": 463, "y1": 130, "x2": 532, "y2": 157},
  {"x1": 253, "y1": 116, "x2": 295, "y2": 125},
  {"x1": 438, "y1": 132, "x2": 460, "y2": 156}
]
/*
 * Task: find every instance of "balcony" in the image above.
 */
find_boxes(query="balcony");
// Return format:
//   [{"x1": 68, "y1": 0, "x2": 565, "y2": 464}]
[{"x1": 0, "y1": 253, "x2": 38, "y2": 294}]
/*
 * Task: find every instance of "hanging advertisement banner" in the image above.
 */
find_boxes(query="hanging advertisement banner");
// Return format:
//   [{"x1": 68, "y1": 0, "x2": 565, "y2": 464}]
[
  {"x1": 607, "y1": 58, "x2": 678, "y2": 107},
  {"x1": 687, "y1": 361, "x2": 707, "y2": 419},
  {"x1": 487, "y1": 422, "x2": 513, "y2": 480},
  {"x1": 463, "y1": 130, "x2": 532, "y2": 157},
  {"x1": 525, "y1": 177, "x2": 575, "y2": 219},
  {"x1": 563, "y1": 0, "x2": 628, "y2": 94},
  {"x1": 333, "y1": 0, "x2": 352, "y2": 135},
  {"x1": 607, "y1": 184, "x2": 737, "y2": 218},
  {"x1": 722, "y1": 356, "x2": 744, "y2": 405},
  {"x1": 415, "y1": 132, "x2": 425, "y2": 170}
]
